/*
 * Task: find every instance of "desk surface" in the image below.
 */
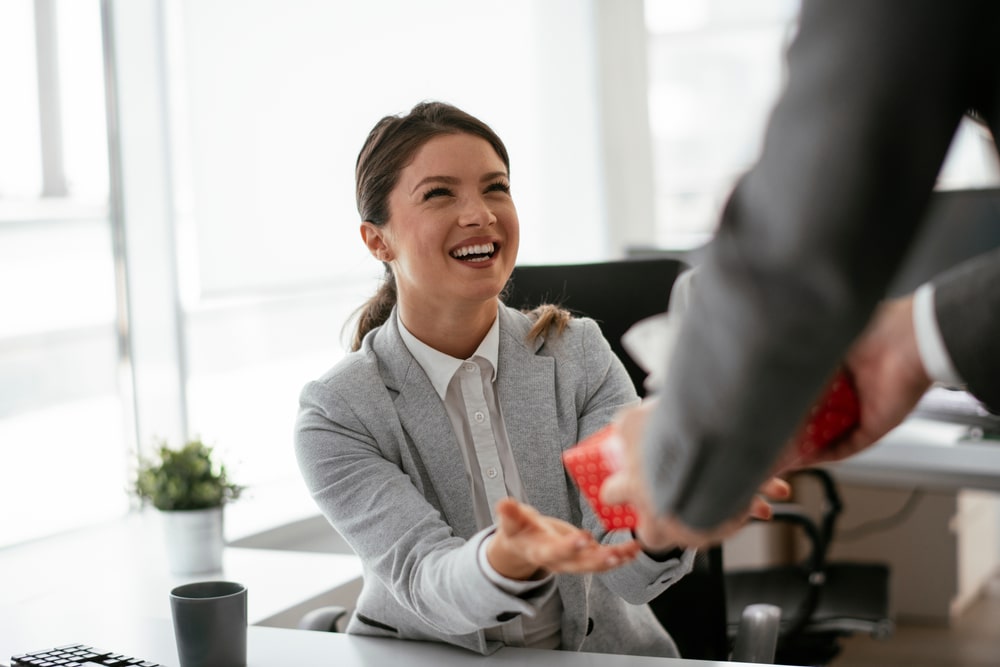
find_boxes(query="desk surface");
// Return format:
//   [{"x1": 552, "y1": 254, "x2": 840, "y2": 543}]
[
  {"x1": 0, "y1": 511, "x2": 363, "y2": 626},
  {"x1": 0, "y1": 612, "x2": 774, "y2": 667},
  {"x1": 831, "y1": 418, "x2": 1000, "y2": 492}
]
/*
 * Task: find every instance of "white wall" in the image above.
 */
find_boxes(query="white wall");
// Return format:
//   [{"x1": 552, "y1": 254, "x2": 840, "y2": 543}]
[{"x1": 166, "y1": 0, "x2": 641, "y2": 301}]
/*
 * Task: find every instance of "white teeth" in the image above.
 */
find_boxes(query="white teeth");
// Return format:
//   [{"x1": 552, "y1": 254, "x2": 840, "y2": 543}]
[{"x1": 451, "y1": 242, "x2": 495, "y2": 258}]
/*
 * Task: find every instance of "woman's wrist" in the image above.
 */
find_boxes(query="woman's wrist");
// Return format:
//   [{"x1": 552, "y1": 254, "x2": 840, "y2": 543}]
[{"x1": 486, "y1": 532, "x2": 546, "y2": 581}]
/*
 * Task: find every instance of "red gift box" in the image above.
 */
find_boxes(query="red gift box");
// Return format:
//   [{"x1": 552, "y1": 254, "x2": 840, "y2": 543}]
[
  {"x1": 562, "y1": 424, "x2": 637, "y2": 531},
  {"x1": 562, "y1": 368, "x2": 859, "y2": 532},
  {"x1": 794, "y1": 368, "x2": 861, "y2": 458}
]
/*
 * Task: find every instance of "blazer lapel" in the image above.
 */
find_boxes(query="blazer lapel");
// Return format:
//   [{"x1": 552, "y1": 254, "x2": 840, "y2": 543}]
[
  {"x1": 373, "y1": 315, "x2": 479, "y2": 540},
  {"x1": 496, "y1": 308, "x2": 589, "y2": 646},
  {"x1": 496, "y1": 307, "x2": 574, "y2": 524}
]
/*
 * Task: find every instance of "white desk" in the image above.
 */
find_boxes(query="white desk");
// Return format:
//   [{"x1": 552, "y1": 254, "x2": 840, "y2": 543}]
[
  {"x1": 0, "y1": 611, "x2": 779, "y2": 667},
  {"x1": 830, "y1": 418, "x2": 1000, "y2": 492},
  {"x1": 0, "y1": 511, "x2": 363, "y2": 627}
]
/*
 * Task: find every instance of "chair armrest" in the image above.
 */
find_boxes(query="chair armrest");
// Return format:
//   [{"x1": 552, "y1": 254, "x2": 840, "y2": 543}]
[
  {"x1": 731, "y1": 603, "x2": 781, "y2": 663},
  {"x1": 298, "y1": 605, "x2": 349, "y2": 633},
  {"x1": 762, "y1": 469, "x2": 844, "y2": 639},
  {"x1": 768, "y1": 503, "x2": 826, "y2": 571},
  {"x1": 793, "y1": 468, "x2": 843, "y2": 541}
]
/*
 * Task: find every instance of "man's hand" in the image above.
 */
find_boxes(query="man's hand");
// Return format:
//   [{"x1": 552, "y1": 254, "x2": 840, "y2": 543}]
[
  {"x1": 486, "y1": 497, "x2": 640, "y2": 580},
  {"x1": 779, "y1": 294, "x2": 932, "y2": 470},
  {"x1": 600, "y1": 400, "x2": 791, "y2": 551}
]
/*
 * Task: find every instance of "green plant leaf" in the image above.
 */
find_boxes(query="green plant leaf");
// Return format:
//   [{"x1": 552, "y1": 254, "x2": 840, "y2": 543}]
[{"x1": 132, "y1": 438, "x2": 244, "y2": 511}]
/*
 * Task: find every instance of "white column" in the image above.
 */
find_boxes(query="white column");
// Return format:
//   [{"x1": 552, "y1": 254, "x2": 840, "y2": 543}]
[
  {"x1": 102, "y1": 0, "x2": 187, "y2": 451},
  {"x1": 592, "y1": 0, "x2": 657, "y2": 257}
]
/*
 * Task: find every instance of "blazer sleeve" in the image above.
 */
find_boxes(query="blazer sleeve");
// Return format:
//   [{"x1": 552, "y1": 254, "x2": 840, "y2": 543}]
[
  {"x1": 295, "y1": 364, "x2": 551, "y2": 636},
  {"x1": 643, "y1": 0, "x2": 990, "y2": 529},
  {"x1": 933, "y1": 247, "x2": 1000, "y2": 410}
]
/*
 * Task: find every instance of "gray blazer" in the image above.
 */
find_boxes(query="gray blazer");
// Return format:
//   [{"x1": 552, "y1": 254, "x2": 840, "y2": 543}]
[
  {"x1": 644, "y1": 0, "x2": 1000, "y2": 529},
  {"x1": 295, "y1": 305, "x2": 692, "y2": 657}
]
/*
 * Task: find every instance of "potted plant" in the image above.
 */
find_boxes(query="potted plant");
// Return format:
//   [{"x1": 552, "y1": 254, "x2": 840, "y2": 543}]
[{"x1": 133, "y1": 438, "x2": 244, "y2": 575}]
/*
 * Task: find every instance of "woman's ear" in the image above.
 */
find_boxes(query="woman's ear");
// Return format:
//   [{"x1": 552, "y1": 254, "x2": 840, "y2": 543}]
[{"x1": 360, "y1": 222, "x2": 393, "y2": 261}]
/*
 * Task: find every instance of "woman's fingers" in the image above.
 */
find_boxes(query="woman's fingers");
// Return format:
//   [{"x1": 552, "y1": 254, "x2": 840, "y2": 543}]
[
  {"x1": 760, "y1": 476, "x2": 791, "y2": 500},
  {"x1": 743, "y1": 476, "x2": 793, "y2": 521},
  {"x1": 536, "y1": 539, "x2": 638, "y2": 573},
  {"x1": 493, "y1": 497, "x2": 642, "y2": 574},
  {"x1": 493, "y1": 497, "x2": 526, "y2": 539},
  {"x1": 748, "y1": 496, "x2": 773, "y2": 521}
]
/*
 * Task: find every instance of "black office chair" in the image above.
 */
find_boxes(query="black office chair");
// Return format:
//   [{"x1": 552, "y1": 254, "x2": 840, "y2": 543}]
[
  {"x1": 646, "y1": 544, "x2": 730, "y2": 660},
  {"x1": 299, "y1": 605, "x2": 350, "y2": 633},
  {"x1": 725, "y1": 468, "x2": 893, "y2": 666},
  {"x1": 503, "y1": 257, "x2": 683, "y2": 398}
]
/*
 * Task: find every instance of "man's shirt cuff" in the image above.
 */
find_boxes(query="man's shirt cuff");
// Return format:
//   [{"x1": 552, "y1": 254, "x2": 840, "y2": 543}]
[{"x1": 913, "y1": 282, "x2": 964, "y2": 387}]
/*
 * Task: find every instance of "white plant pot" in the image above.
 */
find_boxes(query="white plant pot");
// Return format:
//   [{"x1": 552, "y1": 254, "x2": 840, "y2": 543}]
[{"x1": 160, "y1": 506, "x2": 225, "y2": 575}]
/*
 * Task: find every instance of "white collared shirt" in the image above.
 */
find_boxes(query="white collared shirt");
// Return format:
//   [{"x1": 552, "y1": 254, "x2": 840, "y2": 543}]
[{"x1": 398, "y1": 309, "x2": 562, "y2": 649}]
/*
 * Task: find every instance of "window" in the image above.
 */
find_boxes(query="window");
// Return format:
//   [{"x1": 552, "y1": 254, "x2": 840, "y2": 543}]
[
  {"x1": 644, "y1": 0, "x2": 801, "y2": 248},
  {"x1": 1, "y1": 0, "x2": 621, "y2": 547},
  {"x1": 165, "y1": 0, "x2": 609, "y2": 498},
  {"x1": 643, "y1": 0, "x2": 1000, "y2": 249},
  {"x1": 0, "y1": 0, "x2": 123, "y2": 547}
]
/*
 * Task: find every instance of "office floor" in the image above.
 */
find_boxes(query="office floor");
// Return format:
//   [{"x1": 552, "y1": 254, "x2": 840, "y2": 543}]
[{"x1": 833, "y1": 576, "x2": 1000, "y2": 667}]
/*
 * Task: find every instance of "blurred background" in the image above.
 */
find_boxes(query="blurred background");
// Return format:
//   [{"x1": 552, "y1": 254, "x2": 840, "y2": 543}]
[{"x1": 2, "y1": 0, "x2": 997, "y2": 550}]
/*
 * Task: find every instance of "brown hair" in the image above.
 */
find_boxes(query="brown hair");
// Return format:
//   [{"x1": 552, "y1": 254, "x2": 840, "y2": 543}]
[
  {"x1": 349, "y1": 101, "x2": 511, "y2": 351},
  {"x1": 524, "y1": 303, "x2": 572, "y2": 340}
]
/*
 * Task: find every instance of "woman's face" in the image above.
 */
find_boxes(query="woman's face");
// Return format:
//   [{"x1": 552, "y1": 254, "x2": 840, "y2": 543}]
[{"x1": 363, "y1": 132, "x2": 519, "y2": 315}]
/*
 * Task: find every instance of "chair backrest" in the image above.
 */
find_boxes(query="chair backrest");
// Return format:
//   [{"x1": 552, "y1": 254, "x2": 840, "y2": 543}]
[
  {"x1": 505, "y1": 257, "x2": 731, "y2": 661},
  {"x1": 504, "y1": 257, "x2": 684, "y2": 397}
]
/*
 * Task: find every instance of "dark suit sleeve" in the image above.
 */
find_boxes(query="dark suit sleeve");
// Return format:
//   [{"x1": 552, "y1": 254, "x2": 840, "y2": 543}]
[
  {"x1": 934, "y1": 247, "x2": 1000, "y2": 410},
  {"x1": 642, "y1": 0, "x2": 994, "y2": 529}
]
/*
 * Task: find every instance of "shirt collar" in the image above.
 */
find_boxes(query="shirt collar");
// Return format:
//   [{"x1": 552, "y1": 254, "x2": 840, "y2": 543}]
[{"x1": 397, "y1": 308, "x2": 500, "y2": 400}]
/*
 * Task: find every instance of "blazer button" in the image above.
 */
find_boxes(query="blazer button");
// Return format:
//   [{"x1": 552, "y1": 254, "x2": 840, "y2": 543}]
[
  {"x1": 586, "y1": 617, "x2": 595, "y2": 636},
  {"x1": 496, "y1": 611, "x2": 519, "y2": 622}
]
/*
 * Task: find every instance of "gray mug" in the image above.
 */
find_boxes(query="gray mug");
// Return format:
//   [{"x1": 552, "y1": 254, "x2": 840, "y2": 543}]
[{"x1": 170, "y1": 580, "x2": 247, "y2": 667}]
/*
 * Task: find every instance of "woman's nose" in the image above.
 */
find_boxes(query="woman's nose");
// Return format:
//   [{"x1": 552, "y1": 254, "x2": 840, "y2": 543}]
[{"x1": 458, "y1": 197, "x2": 497, "y2": 227}]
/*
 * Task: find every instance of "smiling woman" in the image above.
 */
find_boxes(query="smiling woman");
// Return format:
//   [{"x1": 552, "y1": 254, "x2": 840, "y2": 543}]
[
  {"x1": 360, "y1": 129, "x2": 519, "y2": 359},
  {"x1": 293, "y1": 101, "x2": 696, "y2": 658},
  {"x1": 349, "y1": 103, "x2": 519, "y2": 355}
]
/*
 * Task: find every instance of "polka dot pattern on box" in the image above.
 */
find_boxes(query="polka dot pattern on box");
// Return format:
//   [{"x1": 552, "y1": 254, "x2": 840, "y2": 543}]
[
  {"x1": 562, "y1": 424, "x2": 637, "y2": 531},
  {"x1": 794, "y1": 367, "x2": 861, "y2": 457}
]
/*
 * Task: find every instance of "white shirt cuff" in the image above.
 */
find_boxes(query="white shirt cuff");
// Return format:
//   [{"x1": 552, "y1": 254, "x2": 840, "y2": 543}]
[
  {"x1": 478, "y1": 533, "x2": 554, "y2": 595},
  {"x1": 913, "y1": 282, "x2": 965, "y2": 387}
]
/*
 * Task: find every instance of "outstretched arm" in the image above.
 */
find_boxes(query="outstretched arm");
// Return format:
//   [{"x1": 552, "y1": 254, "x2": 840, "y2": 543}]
[{"x1": 639, "y1": 0, "x2": 976, "y2": 530}]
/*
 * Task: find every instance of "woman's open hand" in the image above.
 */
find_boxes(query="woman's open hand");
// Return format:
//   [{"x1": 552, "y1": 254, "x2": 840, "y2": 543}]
[{"x1": 486, "y1": 497, "x2": 640, "y2": 581}]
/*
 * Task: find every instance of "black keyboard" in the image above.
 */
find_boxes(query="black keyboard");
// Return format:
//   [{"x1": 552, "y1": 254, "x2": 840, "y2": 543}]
[{"x1": 11, "y1": 644, "x2": 163, "y2": 667}]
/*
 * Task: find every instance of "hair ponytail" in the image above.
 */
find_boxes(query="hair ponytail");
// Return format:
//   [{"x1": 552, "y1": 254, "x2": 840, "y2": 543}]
[
  {"x1": 349, "y1": 270, "x2": 397, "y2": 351},
  {"x1": 524, "y1": 303, "x2": 572, "y2": 341}
]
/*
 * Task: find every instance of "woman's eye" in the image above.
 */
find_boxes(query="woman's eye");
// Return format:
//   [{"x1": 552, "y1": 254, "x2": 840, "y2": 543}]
[
  {"x1": 485, "y1": 181, "x2": 510, "y2": 195},
  {"x1": 422, "y1": 187, "x2": 452, "y2": 201}
]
